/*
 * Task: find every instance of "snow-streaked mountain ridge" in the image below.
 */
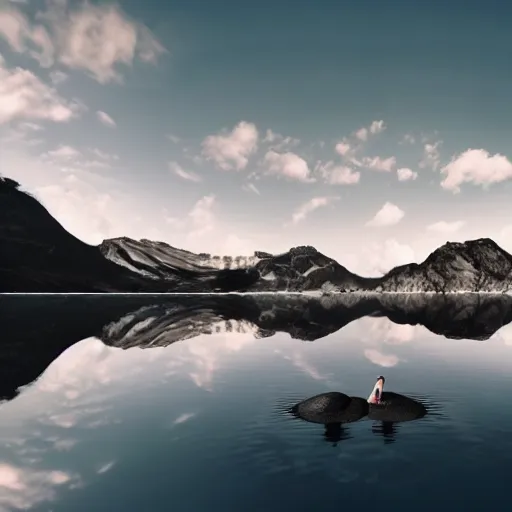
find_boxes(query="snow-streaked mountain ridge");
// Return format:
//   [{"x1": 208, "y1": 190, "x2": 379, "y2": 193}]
[{"x1": 2, "y1": 175, "x2": 512, "y2": 293}]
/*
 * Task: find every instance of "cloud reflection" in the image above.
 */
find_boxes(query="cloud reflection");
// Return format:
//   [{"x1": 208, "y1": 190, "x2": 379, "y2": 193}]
[
  {"x1": 0, "y1": 462, "x2": 80, "y2": 511},
  {"x1": 280, "y1": 351, "x2": 332, "y2": 382},
  {"x1": 179, "y1": 321, "x2": 259, "y2": 390},
  {"x1": 363, "y1": 349, "x2": 401, "y2": 368},
  {"x1": 97, "y1": 461, "x2": 116, "y2": 474},
  {"x1": 4, "y1": 323, "x2": 261, "y2": 436},
  {"x1": 0, "y1": 326, "x2": 260, "y2": 509},
  {"x1": 351, "y1": 317, "x2": 429, "y2": 367},
  {"x1": 172, "y1": 413, "x2": 196, "y2": 425},
  {"x1": 490, "y1": 323, "x2": 512, "y2": 346}
]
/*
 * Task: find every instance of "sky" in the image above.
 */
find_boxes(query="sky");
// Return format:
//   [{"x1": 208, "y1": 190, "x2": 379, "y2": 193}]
[{"x1": 1, "y1": 0, "x2": 512, "y2": 276}]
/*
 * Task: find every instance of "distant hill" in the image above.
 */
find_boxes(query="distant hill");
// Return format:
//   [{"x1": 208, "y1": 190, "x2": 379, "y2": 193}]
[
  {"x1": 2, "y1": 175, "x2": 511, "y2": 293},
  {"x1": 0, "y1": 176, "x2": 258, "y2": 292}
]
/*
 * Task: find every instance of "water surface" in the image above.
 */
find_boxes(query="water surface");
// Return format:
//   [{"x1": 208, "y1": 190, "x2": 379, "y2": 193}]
[{"x1": 1, "y1": 294, "x2": 511, "y2": 511}]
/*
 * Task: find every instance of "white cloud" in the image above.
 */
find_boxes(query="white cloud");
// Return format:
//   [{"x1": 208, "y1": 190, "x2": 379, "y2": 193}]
[
  {"x1": 0, "y1": 2, "x2": 165, "y2": 83},
  {"x1": 135, "y1": 25, "x2": 167, "y2": 64},
  {"x1": 365, "y1": 202, "x2": 404, "y2": 227},
  {"x1": 0, "y1": 8, "x2": 54, "y2": 67},
  {"x1": 34, "y1": 174, "x2": 116, "y2": 244},
  {"x1": 40, "y1": 146, "x2": 112, "y2": 171},
  {"x1": 354, "y1": 119, "x2": 386, "y2": 142},
  {"x1": 291, "y1": 196, "x2": 337, "y2": 224},
  {"x1": 40, "y1": 145, "x2": 115, "y2": 172},
  {"x1": 426, "y1": 220, "x2": 465, "y2": 233},
  {"x1": 167, "y1": 134, "x2": 181, "y2": 144},
  {"x1": 263, "y1": 129, "x2": 300, "y2": 151},
  {"x1": 333, "y1": 120, "x2": 386, "y2": 160},
  {"x1": 440, "y1": 149, "x2": 512, "y2": 193},
  {"x1": 18, "y1": 121, "x2": 42, "y2": 131},
  {"x1": 169, "y1": 162, "x2": 201, "y2": 183},
  {"x1": 354, "y1": 238, "x2": 416, "y2": 276},
  {"x1": 90, "y1": 148, "x2": 119, "y2": 161},
  {"x1": 334, "y1": 140, "x2": 351, "y2": 156},
  {"x1": 49, "y1": 70, "x2": 68, "y2": 84},
  {"x1": 187, "y1": 195, "x2": 216, "y2": 238},
  {"x1": 264, "y1": 150, "x2": 313, "y2": 182},
  {"x1": 0, "y1": 55, "x2": 80, "y2": 124},
  {"x1": 263, "y1": 129, "x2": 279, "y2": 143},
  {"x1": 419, "y1": 140, "x2": 442, "y2": 170},
  {"x1": 0, "y1": 121, "x2": 45, "y2": 146},
  {"x1": 43, "y1": 144, "x2": 81, "y2": 160},
  {"x1": 397, "y1": 167, "x2": 418, "y2": 181},
  {"x1": 163, "y1": 195, "x2": 218, "y2": 244},
  {"x1": 243, "y1": 183, "x2": 260, "y2": 195},
  {"x1": 96, "y1": 110, "x2": 116, "y2": 127},
  {"x1": 355, "y1": 127, "x2": 368, "y2": 141},
  {"x1": 52, "y1": 3, "x2": 166, "y2": 81},
  {"x1": 401, "y1": 134, "x2": 415, "y2": 144},
  {"x1": 360, "y1": 155, "x2": 396, "y2": 172},
  {"x1": 81, "y1": 160, "x2": 111, "y2": 170},
  {"x1": 369, "y1": 120, "x2": 386, "y2": 134},
  {"x1": 317, "y1": 161, "x2": 360, "y2": 185},
  {"x1": 202, "y1": 121, "x2": 258, "y2": 171},
  {"x1": 496, "y1": 225, "x2": 512, "y2": 254}
]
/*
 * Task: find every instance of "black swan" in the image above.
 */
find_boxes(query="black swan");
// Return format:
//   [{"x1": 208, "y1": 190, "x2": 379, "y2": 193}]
[
  {"x1": 367, "y1": 375, "x2": 427, "y2": 422},
  {"x1": 290, "y1": 391, "x2": 368, "y2": 425}
]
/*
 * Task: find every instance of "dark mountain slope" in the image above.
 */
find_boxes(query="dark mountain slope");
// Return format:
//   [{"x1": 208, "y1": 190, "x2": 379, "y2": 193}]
[{"x1": 0, "y1": 177, "x2": 258, "y2": 292}]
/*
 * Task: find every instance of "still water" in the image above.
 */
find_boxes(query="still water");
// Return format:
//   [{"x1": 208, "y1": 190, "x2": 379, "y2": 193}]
[{"x1": 1, "y1": 294, "x2": 512, "y2": 511}]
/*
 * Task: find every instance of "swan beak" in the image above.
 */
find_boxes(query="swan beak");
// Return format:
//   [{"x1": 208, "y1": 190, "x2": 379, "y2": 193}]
[{"x1": 368, "y1": 375, "x2": 385, "y2": 404}]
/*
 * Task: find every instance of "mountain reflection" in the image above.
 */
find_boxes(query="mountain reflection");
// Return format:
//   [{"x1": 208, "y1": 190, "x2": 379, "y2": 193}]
[{"x1": 1, "y1": 293, "x2": 511, "y2": 403}]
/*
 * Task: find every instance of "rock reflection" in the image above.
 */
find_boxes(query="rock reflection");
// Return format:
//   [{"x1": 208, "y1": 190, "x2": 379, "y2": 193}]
[
  {"x1": 323, "y1": 423, "x2": 353, "y2": 446},
  {"x1": 371, "y1": 422, "x2": 400, "y2": 444}
]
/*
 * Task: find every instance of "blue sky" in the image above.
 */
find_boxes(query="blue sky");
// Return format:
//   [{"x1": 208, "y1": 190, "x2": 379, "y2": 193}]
[{"x1": 1, "y1": 0, "x2": 512, "y2": 275}]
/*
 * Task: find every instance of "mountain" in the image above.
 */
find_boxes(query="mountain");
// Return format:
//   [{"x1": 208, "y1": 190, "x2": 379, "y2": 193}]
[
  {"x1": 2, "y1": 175, "x2": 512, "y2": 293},
  {"x1": 249, "y1": 245, "x2": 380, "y2": 291},
  {"x1": 0, "y1": 177, "x2": 258, "y2": 292},
  {"x1": 248, "y1": 240, "x2": 512, "y2": 293},
  {"x1": 1, "y1": 293, "x2": 511, "y2": 401},
  {"x1": 99, "y1": 237, "x2": 260, "y2": 278},
  {"x1": 377, "y1": 238, "x2": 512, "y2": 293}
]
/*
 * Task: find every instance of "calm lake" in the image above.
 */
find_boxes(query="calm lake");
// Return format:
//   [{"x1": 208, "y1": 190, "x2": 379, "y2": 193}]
[{"x1": 1, "y1": 294, "x2": 512, "y2": 511}]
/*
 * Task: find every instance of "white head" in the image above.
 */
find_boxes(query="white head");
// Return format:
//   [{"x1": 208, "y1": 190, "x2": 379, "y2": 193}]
[{"x1": 367, "y1": 375, "x2": 385, "y2": 404}]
